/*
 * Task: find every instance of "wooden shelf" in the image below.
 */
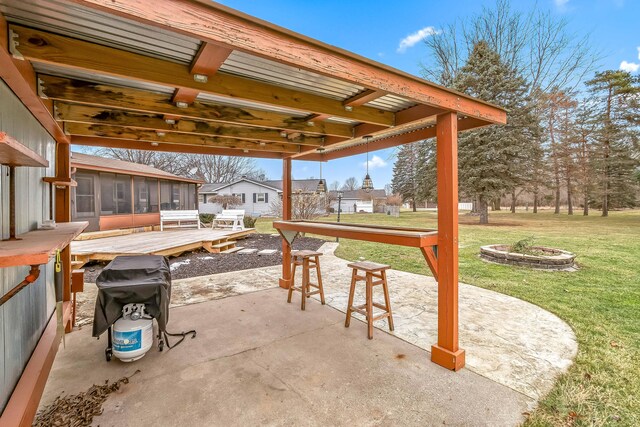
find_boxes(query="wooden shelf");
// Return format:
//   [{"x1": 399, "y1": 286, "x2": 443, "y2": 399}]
[
  {"x1": 0, "y1": 222, "x2": 88, "y2": 268},
  {"x1": 0, "y1": 132, "x2": 49, "y2": 167},
  {"x1": 42, "y1": 177, "x2": 77, "y2": 187}
]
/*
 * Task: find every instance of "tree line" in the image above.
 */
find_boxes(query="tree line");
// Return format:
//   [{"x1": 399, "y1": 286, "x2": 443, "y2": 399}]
[{"x1": 391, "y1": 0, "x2": 639, "y2": 223}]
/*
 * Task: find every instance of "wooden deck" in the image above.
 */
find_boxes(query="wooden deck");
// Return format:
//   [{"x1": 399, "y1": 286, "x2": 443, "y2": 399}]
[{"x1": 71, "y1": 228, "x2": 254, "y2": 265}]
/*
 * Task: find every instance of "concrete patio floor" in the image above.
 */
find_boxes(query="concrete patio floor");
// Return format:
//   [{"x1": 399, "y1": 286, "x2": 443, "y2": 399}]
[
  {"x1": 60, "y1": 241, "x2": 578, "y2": 425},
  {"x1": 43, "y1": 289, "x2": 532, "y2": 426}
]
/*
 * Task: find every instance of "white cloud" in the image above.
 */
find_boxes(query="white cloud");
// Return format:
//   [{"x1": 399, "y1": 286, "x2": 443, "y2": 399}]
[
  {"x1": 362, "y1": 155, "x2": 387, "y2": 169},
  {"x1": 554, "y1": 0, "x2": 569, "y2": 9},
  {"x1": 397, "y1": 26, "x2": 441, "y2": 53},
  {"x1": 620, "y1": 60, "x2": 640, "y2": 73}
]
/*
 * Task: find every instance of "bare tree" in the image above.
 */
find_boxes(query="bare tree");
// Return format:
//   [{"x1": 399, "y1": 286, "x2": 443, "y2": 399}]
[
  {"x1": 207, "y1": 194, "x2": 242, "y2": 209},
  {"x1": 269, "y1": 191, "x2": 329, "y2": 220},
  {"x1": 422, "y1": 0, "x2": 599, "y2": 95},
  {"x1": 187, "y1": 154, "x2": 263, "y2": 183},
  {"x1": 329, "y1": 180, "x2": 341, "y2": 192},
  {"x1": 95, "y1": 148, "x2": 191, "y2": 176},
  {"x1": 341, "y1": 177, "x2": 359, "y2": 191}
]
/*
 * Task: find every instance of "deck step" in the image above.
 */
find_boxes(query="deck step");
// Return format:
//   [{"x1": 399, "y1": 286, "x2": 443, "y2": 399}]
[
  {"x1": 221, "y1": 246, "x2": 243, "y2": 254},
  {"x1": 211, "y1": 240, "x2": 236, "y2": 249}
]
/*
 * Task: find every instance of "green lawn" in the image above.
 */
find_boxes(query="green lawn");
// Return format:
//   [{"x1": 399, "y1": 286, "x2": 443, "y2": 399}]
[{"x1": 256, "y1": 209, "x2": 640, "y2": 426}]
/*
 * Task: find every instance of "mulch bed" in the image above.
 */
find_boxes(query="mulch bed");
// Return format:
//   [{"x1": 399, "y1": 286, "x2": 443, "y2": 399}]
[{"x1": 82, "y1": 234, "x2": 325, "y2": 282}]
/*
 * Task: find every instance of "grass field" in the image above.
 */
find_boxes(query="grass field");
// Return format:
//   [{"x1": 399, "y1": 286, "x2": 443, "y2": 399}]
[{"x1": 256, "y1": 209, "x2": 640, "y2": 426}]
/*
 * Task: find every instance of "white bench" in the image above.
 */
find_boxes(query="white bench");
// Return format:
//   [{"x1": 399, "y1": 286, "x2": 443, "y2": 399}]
[
  {"x1": 160, "y1": 210, "x2": 201, "y2": 231},
  {"x1": 213, "y1": 209, "x2": 245, "y2": 231}
]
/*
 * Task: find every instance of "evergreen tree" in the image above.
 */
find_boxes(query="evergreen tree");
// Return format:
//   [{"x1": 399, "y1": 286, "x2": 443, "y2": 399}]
[
  {"x1": 586, "y1": 71, "x2": 640, "y2": 216},
  {"x1": 451, "y1": 41, "x2": 540, "y2": 224},
  {"x1": 391, "y1": 142, "x2": 422, "y2": 211}
]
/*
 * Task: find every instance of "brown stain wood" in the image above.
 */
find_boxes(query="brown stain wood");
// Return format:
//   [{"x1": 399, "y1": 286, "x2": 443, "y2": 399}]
[
  {"x1": 55, "y1": 103, "x2": 327, "y2": 146},
  {"x1": 0, "y1": 221, "x2": 88, "y2": 268},
  {"x1": 68, "y1": 0, "x2": 506, "y2": 124},
  {"x1": 41, "y1": 75, "x2": 352, "y2": 137},
  {"x1": 65, "y1": 122, "x2": 300, "y2": 154},
  {"x1": 432, "y1": 112, "x2": 465, "y2": 371},
  {"x1": 71, "y1": 135, "x2": 285, "y2": 159},
  {"x1": 13, "y1": 25, "x2": 393, "y2": 126}
]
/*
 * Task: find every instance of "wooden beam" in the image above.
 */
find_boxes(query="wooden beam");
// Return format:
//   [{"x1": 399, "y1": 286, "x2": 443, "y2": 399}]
[
  {"x1": 65, "y1": 122, "x2": 299, "y2": 153},
  {"x1": 12, "y1": 25, "x2": 393, "y2": 126},
  {"x1": 71, "y1": 135, "x2": 284, "y2": 158},
  {"x1": 0, "y1": 315, "x2": 60, "y2": 427},
  {"x1": 67, "y1": 0, "x2": 506, "y2": 124},
  {"x1": 0, "y1": 17, "x2": 67, "y2": 143},
  {"x1": 172, "y1": 87, "x2": 200, "y2": 105},
  {"x1": 190, "y1": 42, "x2": 232, "y2": 75},
  {"x1": 280, "y1": 158, "x2": 292, "y2": 289},
  {"x1": 343, "y1": 89, "x2": 386, "y2": 107},
  {"x1": 40, "y1": 75, "x2": 352, "y2": 138},
  {"x1": 431, "y1": 112, "x2": 465, "y2": 371},
  {"x1": 304, "y1": 117, "x2": 491, "y2": 161},
  {"x1": 55, "y1": 103, "x2": 326, "y2": 146}
]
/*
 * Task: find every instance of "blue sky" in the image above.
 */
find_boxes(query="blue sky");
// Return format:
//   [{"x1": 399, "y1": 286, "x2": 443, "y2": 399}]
[{"x1": 215, "y1": 0, "x2": 639, "y2": 188}]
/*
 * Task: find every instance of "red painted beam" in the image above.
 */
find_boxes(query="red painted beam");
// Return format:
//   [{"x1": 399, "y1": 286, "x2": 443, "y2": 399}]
[
  {"x1": 69, "y1": 0, "x2": 507, "y2": 124},
  {"x1": 431, "y1": 112, "x2": 465, "y2": 371},
  {"x1": 279, "y1": 158, "x2": 292, "y2": 289},
  {"x1": 191, "y1": 42, "x2": 232, "y2": 75}
]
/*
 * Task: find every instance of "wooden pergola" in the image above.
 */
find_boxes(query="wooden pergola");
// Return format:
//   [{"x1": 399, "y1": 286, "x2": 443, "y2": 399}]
[{"x1": 0, "y1": 0, "x2": 505, "y2": 420}]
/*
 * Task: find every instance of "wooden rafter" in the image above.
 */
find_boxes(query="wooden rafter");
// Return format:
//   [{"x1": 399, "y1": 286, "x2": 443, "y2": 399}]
[
  {"x1": 64, "y1": 122, "x2": 300, "y2": 153},
  {"x1": 67, "y1": 0, "x2": 506, "y2": 124},
  {"x1": 40, "y1": 74, "x2": 352, "y2": 137},
  {"x1": 191, "y1": 43, "x2": 232, "y2": 75},
  {"x1": 11, "y1": 25, "x2": 394, "y2": 127},
  {"x1": 71, "y1": 135, "x2": 285, "y2": 158},
  {"x1": 343, "y1": 89, "x2": 386, "y2": 107},
  {"x1": 55, "y1": 103, "x2": 327, "y2": 146}
]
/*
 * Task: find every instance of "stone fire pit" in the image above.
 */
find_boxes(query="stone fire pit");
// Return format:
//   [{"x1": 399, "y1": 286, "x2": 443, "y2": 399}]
[{"x1": 480, "y1": 244, "x2": 576, "y2": 270}]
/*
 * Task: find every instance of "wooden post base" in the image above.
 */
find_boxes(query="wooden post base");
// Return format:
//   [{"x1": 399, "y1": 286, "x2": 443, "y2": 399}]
[
  {"x1": 431, "y1": 344, "x2": 465, "y2": 371},
  {"x1": 279, "y1": 278, "x2": 291, "y2": 289}
]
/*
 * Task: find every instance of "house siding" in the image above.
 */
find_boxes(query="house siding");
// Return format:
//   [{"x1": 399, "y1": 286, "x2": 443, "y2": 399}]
[
  {"x1": 200, "y1": 181, "x2": 279, "y2": 216},
  {"x1": 0, "y1": 80, "x2": 57, "y2": 411}
]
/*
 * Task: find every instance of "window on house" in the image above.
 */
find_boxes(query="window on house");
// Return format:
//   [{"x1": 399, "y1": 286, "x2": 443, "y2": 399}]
[
  {"x1": 75, "y1": 173, "x2": 95, "y2": 217},
  {"x1": 232, "y1": 193, "x2": 246, "y2": 203},
  {"x1": 99, "y1": 173, "x2": 132, "y2": 215},
  {"x1": 134, "y1": 177, "x2": 158, "y2": 213},
  {"x1": 254, "y1": 192, "x2": 268, "y2": 203}
]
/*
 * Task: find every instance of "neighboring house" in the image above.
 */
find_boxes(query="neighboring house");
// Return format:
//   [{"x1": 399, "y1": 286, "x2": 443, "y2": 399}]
[
  {"x1": 329, "y1": 189, "x2": 387, "y2": 214},
  {"x1": 200, "y1": 177, "x2": 329, "y2": 216},
  {"x1": 200, "y1": 177, "x2": 388, "y2": 216},
  {"x1": 70, "y1": 152, "x2": 202, "y2": 232}
]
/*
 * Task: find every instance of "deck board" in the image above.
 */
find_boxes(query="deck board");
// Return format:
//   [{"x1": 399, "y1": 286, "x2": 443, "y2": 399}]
[{"x1": 71, "y1": 228, "x2": 254, "y2": 263}]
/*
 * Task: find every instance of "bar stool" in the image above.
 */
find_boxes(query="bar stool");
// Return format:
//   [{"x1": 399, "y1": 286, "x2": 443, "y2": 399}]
[
  {"x1": 345, "y1": 261, "x2": 394, "y2": 339},
  {"x1": 287, "y1": 250, "x2": 325, "y2": 310}
]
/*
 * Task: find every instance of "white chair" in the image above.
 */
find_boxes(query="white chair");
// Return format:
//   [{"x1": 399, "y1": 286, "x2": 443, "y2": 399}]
[
  {"x1": 159, "y1": 210, "x2": 201, "y2": 231},
  {"x1": 213, "y1": 209, "x2": 245, "y2": 231}
]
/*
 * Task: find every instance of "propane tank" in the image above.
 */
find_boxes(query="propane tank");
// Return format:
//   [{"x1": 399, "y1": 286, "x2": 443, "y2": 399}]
[{"x1": 112, "y1": 303, "x2": 153, "y2": 362}]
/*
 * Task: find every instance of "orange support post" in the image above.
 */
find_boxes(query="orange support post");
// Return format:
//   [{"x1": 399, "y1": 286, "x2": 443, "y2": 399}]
[
  {"x1": 431, "y1": 112, "x2": 465, "y2": 371},
  {"x1": 54, "y1": 142, "x2": 73, "y2": 331},
  {"x1": 279, "y1": 158, "x2": 292, "y2": 289}
]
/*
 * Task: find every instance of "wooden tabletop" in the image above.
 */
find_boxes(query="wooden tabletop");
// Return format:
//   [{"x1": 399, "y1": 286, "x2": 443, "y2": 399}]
[
  {"x1": 0, "y1": 221, "x2": 88, "y2": 268},
  {"x1": 273, "y1": 220, "x2": 438, "y2": 248}
]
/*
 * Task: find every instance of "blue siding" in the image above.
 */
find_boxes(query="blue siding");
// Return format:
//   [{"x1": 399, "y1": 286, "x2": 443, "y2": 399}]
[{"x1": 0, "y1": 80, "x2": 57, "y2": 411}]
